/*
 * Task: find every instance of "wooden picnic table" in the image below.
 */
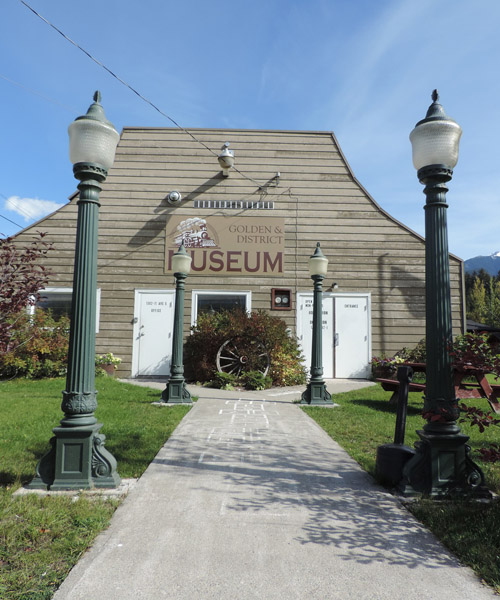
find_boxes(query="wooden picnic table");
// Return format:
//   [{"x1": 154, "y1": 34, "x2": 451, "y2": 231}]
[{"x1": 377, "y1": 362, "x2": 500, "y2": 413}]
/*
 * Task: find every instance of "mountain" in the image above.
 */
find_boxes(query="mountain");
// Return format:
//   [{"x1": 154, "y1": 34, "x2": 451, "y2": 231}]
[{"x1": 464, "y1": 251, "x2": 500, "y2": 276}]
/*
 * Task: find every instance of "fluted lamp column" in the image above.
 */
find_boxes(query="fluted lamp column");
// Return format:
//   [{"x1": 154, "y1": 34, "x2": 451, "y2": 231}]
[
  {"x1": 29, "y1": 91, "x2": 121, "y2": 490},
  {"x1": 301, "y1": 243, "x2": 333, "y2": 405},
  {"x1": 161, "y1": 244, "x2": 193, "y2": 404},
  {"x1": 401, "y1": 90, "x2": 489, "y2": 497}
]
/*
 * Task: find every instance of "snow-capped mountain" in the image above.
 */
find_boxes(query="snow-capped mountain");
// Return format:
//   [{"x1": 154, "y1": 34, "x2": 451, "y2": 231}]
[{"x1": 464, "y1": 252, "x2": 500, "y2": 276}]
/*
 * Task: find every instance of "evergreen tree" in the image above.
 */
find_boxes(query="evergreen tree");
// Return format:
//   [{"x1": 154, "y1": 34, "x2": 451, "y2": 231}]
[{"x1": 467, "y1": 277, "x2": 487, "y2": 323}]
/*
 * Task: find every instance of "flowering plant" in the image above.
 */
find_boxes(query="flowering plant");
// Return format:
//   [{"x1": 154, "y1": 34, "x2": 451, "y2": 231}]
[{"x1": 95, "y1": 352, "x2": 122, "y2": 366}]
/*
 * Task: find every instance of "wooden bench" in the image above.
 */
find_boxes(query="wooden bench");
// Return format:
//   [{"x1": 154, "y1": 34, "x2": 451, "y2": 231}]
[{"x1": 377, "y1": 362, "x2": 500, "y2": 413}]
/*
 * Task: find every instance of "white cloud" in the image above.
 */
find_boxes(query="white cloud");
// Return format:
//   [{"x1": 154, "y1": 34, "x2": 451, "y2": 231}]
[{"x1": 5, "y1": 196, "x2": 64, "y2": 222}]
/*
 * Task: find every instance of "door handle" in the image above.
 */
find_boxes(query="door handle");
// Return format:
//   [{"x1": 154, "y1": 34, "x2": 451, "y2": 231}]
[{"x1": 334, "y1": 333, "x2": 339, "y2": 347}]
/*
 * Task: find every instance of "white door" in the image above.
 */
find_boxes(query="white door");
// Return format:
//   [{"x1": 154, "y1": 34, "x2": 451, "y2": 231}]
[
  {"x1": 297, "y1": 292, "x2": 334, "y2": 378},
  {"x1": 334, "y1": 295, "x2": 371, "y2": 378},
  {"x1": 132, "y1": 290, "x2": 175, "y2": 377}
]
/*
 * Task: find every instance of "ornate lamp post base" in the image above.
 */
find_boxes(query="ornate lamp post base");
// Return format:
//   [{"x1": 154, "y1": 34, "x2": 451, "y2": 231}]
[
  {"x1": 28, "y1": 423, "x2": 120, "y2": 490},
  {"x1": 400, "y1": 427, "x2": 491, "y2": 498},
  {"x1": 301, "y1": 380, "x2": 333, "y2": 405},
  {"x1": 161, "y1": 379, "x2": 192, "y2": 404}
]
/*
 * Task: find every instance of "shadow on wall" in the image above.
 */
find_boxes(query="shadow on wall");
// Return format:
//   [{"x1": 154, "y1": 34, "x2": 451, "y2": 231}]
[
  {"x1": 127, "y1": 174, "x2": 269, "y2": 248},
  {"x1": 378, "y1": 254, "x2": 425, "y2": 355}
]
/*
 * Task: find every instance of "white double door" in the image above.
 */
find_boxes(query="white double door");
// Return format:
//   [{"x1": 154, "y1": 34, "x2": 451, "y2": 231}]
[
  {"x1": 132, "y1": 290, "x2": 175, "y2": 377},
  {"x1": 297, "y1": 293, "x2": 371, "y2": 379}
]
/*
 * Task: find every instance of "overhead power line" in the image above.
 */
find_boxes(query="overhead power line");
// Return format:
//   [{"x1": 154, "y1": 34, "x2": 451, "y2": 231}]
[
  {"x1": 1, "y1": 194, "x2": 33, "y2": 220},
  {"x1": 0, "y1": 213, "x2": 23, "y2": 229},
  {"x1": 0, "y1": 73, "x2": 75, "y2": 113},
  {"x1": 18, "y1": 0, "x2": 266, "y2": 188}
]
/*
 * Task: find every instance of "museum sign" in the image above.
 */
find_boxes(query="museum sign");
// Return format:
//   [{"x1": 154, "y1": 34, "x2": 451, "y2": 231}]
[{"x1": 165, "y1": 216, "x2": 285, "y2": 276}]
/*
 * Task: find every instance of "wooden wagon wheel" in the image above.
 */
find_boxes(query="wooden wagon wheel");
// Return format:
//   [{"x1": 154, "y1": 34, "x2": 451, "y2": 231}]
[{"x1": 216, "y1": 337, "x2": 270, "y2": 377}]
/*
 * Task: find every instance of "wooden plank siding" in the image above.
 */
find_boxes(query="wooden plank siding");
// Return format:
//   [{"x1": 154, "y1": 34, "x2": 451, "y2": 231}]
[{"x1": 13, "y1": 128, "x2": 465, "y2": 377}]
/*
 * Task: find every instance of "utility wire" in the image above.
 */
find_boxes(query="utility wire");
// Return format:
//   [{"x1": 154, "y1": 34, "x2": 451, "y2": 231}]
[
  {"x1": 18, "y1": 0, "x2": 266, "y2": 188},
  {"x1": 0, "y1": 73, "x2": 76, "y2": 113},
  {"x1": 0, "y1": 214, "x2": 24, "y2": 229},
  {"x1": 0, "y1": 192, "x2": 34, "y2": 221}
]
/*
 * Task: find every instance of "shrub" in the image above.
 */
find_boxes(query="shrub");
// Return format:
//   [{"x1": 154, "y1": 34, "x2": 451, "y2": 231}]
[
  {"x1": 449, "y1": 333, "x2": 500, "y2": 378},
  {"x1": 0, "y1": 309, "x2": 70, "y2": 379},
  {"x1": 184, "y1": 309, "x2": 306, "y2": 387},
  {"x1": 210, "y1": 371, "x2": 238, "y2": 390},
  {"x1": 241, "y1": 370, "x2": 272, "y2": 390},
  {"x1": 371, "y1": 339, "x2": 426, "y2": 379},
  {"x1": 0, "y1": 232, "x2": 53, "y2": 354}
]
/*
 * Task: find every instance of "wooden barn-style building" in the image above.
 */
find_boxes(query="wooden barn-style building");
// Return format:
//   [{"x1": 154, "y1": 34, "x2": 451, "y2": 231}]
[{"x1": 14, "y1": 127, "x2": 466, "y2": 379}]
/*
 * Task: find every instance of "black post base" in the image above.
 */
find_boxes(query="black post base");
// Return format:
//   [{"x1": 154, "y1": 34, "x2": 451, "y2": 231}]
[
  {"x1": 161, "y1": 379, "x2": 192, "y2": 404},
  {"x1": 300, "y1": 380, "x2": 333, "y2": 405},
  {"x1": 27, "y1": 423, "x2": 121, "y2": 491},
  {"x1": 399, "y1": 428, "x2": 491, "y2": 498}
]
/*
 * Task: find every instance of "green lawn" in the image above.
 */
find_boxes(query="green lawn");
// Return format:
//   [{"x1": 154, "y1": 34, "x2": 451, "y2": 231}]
[
  {"x1": 0, "y1": 377, "x2": 191, "y2": 599},
  {"x1": 3, "y1": 378, "x2": 500, "y2": 597},
  {"x1": 303, "y1": 384, "x2": 500, "y2": 593}
]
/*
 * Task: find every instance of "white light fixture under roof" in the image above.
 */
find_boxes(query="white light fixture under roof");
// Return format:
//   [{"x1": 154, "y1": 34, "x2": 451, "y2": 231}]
[
  {"x1": 172, "y1": 243, "x2": 192, "y2": 275},
  {"x1": 308, "y1": 242, "x2": 328, "y2": 278},
  {"x1": 68, "y1": 91, "x2": 120, "y2": 170},
  {"x1": 409, "y1": 89, "x2": 462, "y2": 172},
  {"x1": 218, "y1": 142, "x2": 235, "y2": 177}
]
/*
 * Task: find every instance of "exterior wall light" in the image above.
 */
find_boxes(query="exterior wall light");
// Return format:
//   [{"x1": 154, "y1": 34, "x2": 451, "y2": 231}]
[
  {"x1": 167, "y1": 190, "x2": 182, "y2": 205},
  {"x1": 218, "y1": 142, "x2": 234, "y2": 177}
]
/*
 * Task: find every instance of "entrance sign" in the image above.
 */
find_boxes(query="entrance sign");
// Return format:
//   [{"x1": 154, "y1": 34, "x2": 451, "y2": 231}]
[{"x1": 165, "y1": 216, "x2": 284, "y2": 276}]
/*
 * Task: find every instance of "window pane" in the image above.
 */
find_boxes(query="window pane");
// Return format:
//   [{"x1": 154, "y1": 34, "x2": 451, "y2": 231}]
[
  {"x1": 198, "y1": 294, "x2": 246, "y2": 315},
  {"x1": 37, "y1": 292, "x2": 73, "y2": 320}
]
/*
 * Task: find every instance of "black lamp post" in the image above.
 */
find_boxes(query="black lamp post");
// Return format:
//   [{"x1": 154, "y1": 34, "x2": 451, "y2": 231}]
[
  {"x1": 401, "y1": 90, "x2": 488, "y2": 497},
  {"x1": 301, "y1": 243, "x2": 333, "y2": 405},
  {"x1": 161, "y1": 244, "x2": 193, "y2": 404},
  {"x1": 29, "y1": 92, "x2": 121, "y2": 490}
]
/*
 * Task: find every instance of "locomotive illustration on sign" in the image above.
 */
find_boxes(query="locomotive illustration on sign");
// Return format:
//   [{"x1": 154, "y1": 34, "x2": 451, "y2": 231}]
[{"x1": 174, "y1": 218, "x2": 217, "y2": 248}]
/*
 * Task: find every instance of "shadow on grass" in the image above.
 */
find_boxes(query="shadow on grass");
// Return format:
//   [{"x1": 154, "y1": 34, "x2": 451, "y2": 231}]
[{"x1": 350, "y1": 398, "x2": 422, "y2": 416}]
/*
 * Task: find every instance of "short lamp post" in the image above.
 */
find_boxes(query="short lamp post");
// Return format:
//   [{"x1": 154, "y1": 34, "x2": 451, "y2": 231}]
[
  {"x1": 401, "y1": 90, "x2": 488, "y2": 497},
  {"x1": 161, "y1": 244, "x2": 193, "y2": 404},
  {"x1": 29, "y1": 92, "x2": 121, "y2": 490},
  {"x1": 301, "y1": 243, "x2": 333, "y2": 405}
]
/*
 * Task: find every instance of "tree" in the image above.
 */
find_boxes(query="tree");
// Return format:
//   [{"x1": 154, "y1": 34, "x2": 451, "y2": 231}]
[
  {"x1": 466, "y1": 270, "x2": 500, "y2": 328},
  {"x1": 467, "y1": 277, "x2": 487, "y2": 323},
  {"x1": 0, "y1": 232, "x2": 53, "y2": 354},
  {"x1": 486, "y1": 279, "x2": 500, "y2": 327}
]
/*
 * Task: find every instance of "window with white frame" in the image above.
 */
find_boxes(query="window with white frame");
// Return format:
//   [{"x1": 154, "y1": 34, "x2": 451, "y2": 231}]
[
  {"x1": 191, "y1": 291, "x2": 251, "y2": 326},
  {"x1": 34, "y1": 287, "x2": 101, "y2": 333}
]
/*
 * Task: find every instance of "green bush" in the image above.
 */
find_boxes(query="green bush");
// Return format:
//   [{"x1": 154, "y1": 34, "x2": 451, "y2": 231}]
[
  {"x1": 210, "y1": 371, "x2": 238, "y2": 390},
  {"x1": 241, "y1": 370, "x2": 272, "y2": 390},
  {"x1": 0, "y1": 309, "x2": 70, "y2": 379},
  {"x1": 184, "y1": 309, "x2": 306, "y2": 387}
]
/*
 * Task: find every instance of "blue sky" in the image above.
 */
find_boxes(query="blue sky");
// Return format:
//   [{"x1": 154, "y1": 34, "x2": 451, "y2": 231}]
[{"x1": 2, "y1": 0, "x2": 499, "y2": 259}]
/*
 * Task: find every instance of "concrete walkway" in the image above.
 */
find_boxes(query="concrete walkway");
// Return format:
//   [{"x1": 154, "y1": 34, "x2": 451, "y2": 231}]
[{"x1": 53, "y1": 381, "x2": 497, "y2": 599}]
